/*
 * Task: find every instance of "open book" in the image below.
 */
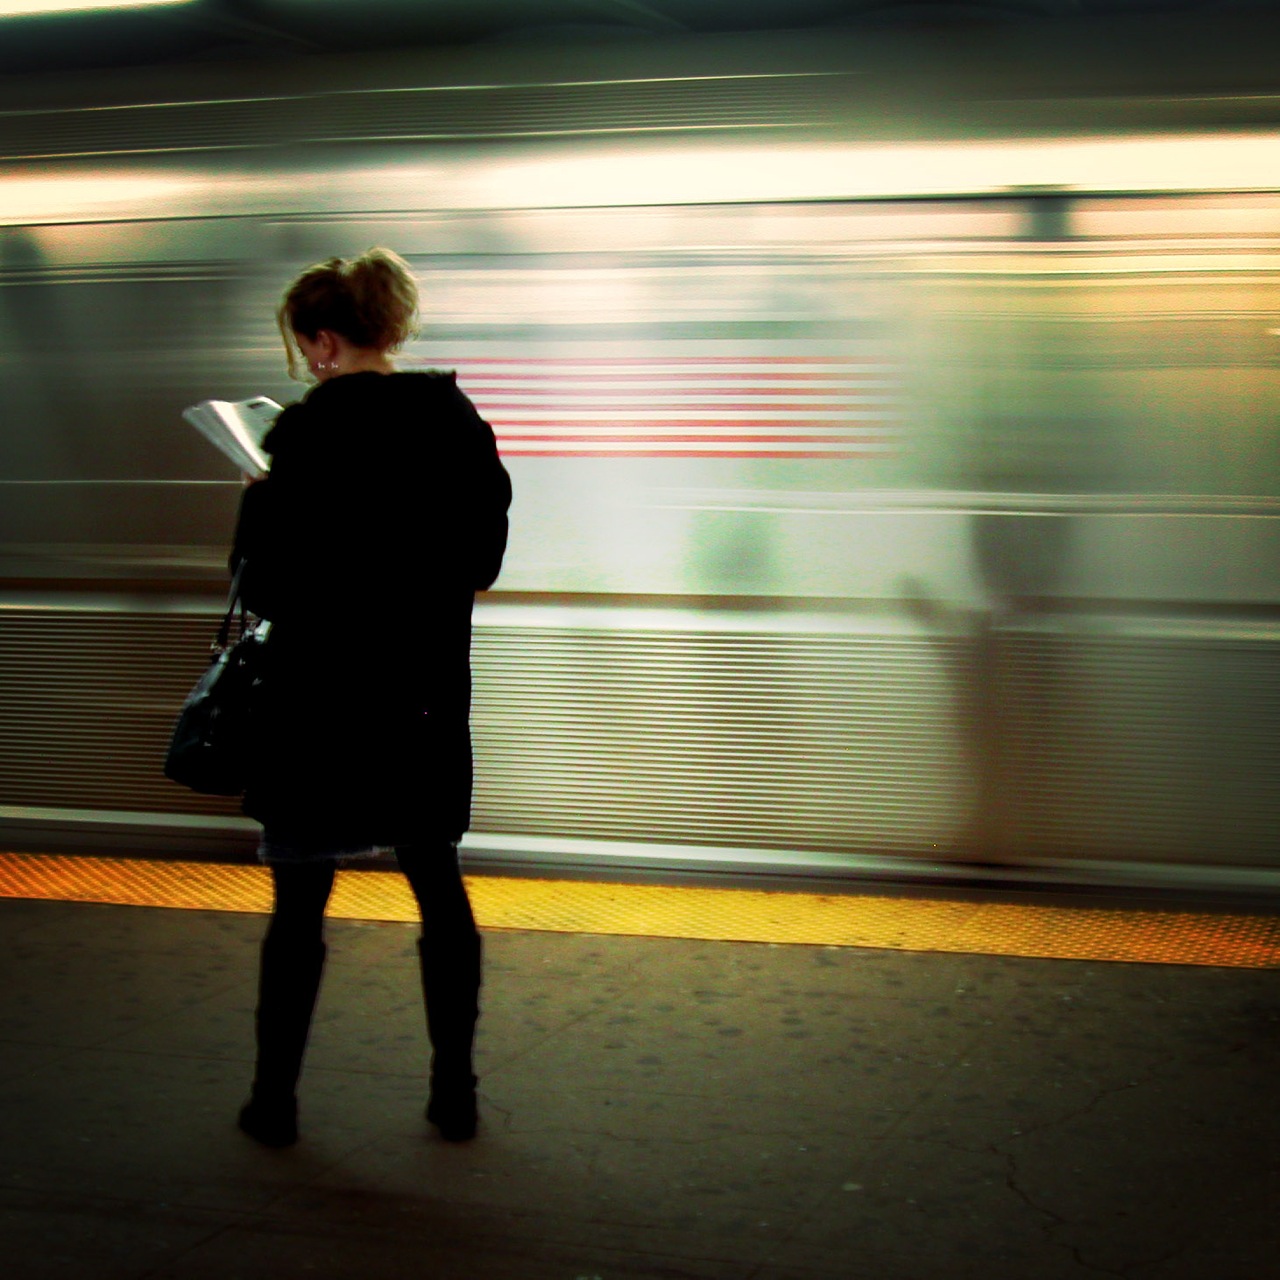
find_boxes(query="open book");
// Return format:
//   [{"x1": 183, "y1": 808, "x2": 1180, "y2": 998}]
[{"x1": 183, "y1": 397, "x2": 282, "y2": 477}]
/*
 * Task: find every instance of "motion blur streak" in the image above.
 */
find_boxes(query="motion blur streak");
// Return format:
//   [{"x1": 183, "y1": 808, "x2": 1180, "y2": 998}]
[
  {"x1": 464, "y1": 133, "x2": 1280, "y2": 207},
  {"x1": 0, "y1": 0, "x2": 190, "y2": 15},
  {"x1": 0, "y1": 36, "x2": 1277, "y2": 891},
  {"x1": 0, "y1": 173, "x2": 207, "y2": 223},
  {"x1": 8, "y1": 132, "x2": 1280, "y2": 226}
]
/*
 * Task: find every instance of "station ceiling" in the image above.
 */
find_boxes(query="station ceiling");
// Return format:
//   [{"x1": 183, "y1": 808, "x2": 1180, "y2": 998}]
[{"x1": 3, "y1": 0, "x2": 1279, "y2": 78}]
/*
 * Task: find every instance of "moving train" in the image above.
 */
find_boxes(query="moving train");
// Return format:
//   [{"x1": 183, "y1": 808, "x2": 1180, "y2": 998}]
[{"x1": 1, "y1": 19, "x2": 1277, "y2": 889}]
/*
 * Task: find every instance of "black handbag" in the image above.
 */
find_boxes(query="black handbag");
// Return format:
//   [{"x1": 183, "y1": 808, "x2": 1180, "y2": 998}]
[{"x1": 163, "y1": 562, "x2": 268, "y2": 796}]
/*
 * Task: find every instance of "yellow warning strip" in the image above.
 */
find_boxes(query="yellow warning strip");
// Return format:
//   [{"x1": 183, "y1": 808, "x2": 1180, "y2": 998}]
[{"x1": 2, "y1": 850, "x2": 1279, "y2": 968}]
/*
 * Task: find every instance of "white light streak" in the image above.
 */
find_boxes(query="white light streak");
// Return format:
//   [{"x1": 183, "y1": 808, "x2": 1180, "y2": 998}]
[
  {"x1": 0, "y1": 173, "x2": 204, "y2": 222},
  {"x1": 4, "y1": 130, "x2": 1280, "y2": 227},
  {"x1": 0, "y1": 0, "x2": 192, "y2": 15},
  {"x1": 465, "y1": 133, "x2": 1280, "y2": 207}
]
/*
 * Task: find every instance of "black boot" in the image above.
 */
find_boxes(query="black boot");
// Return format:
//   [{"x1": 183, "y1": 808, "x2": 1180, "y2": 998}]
[
  {"x1": 239, "y1": 934, "x2": 326, "y2": 1148},
  {"x1": 417, "y1": 932, "x2": 481, "y2": 1141},
  {"x1": 237, "y1": 1093, "x2": 298, "y2": 1149}
]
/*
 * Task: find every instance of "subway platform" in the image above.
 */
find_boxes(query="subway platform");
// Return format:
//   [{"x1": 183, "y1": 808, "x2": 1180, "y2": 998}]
[{"x1": 2, "y1": 852, "x2": 1279, "y2": 1280}]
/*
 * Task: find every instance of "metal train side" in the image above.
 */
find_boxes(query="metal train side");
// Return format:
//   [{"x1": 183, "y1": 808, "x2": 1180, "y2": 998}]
[{"x1": 1, "y1": 105, "x2": 1277, "y2": 887}]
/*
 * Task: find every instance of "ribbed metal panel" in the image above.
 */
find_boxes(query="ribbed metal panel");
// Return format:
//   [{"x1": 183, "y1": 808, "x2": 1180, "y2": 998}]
[
  {"x1": 470, "y1": 625, "x2": 960, "y2": 855},
  {"x1": 0, "y1": 605, "x2": 961, "y2": 854},
  {"x1": 0, "y1": 75, "x2": 842, "y2": 161},
  {"x1": 1003, "y1": 633, "x2": 1280, "y2": 865},
  {"x1": 0, "y1": 609, "x2": 240, "y2": 818},
  {"x1": 1, "y1": 605, "x2": 1276, "y2": 871}
]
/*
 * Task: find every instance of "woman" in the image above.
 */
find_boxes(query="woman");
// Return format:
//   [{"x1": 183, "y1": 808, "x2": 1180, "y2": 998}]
[{"x1": 231, "y1": 248, "x2": 511, "y2": 1148}]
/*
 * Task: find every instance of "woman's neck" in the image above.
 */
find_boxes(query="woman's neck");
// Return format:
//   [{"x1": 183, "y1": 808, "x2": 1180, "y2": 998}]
[{"x1": 338, "y1": 350, "x2": 394, "y2": 377}]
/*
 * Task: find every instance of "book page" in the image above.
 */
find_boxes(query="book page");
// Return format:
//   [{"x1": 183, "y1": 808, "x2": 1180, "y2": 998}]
[{"x1": 183, "y1": 397, "x2": 281, "y2": 476}]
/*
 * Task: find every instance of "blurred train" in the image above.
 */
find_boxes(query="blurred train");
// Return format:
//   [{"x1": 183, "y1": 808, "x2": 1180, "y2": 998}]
[{"x1": 1, "y1": 24, "x2": 1278, "y2": 890}]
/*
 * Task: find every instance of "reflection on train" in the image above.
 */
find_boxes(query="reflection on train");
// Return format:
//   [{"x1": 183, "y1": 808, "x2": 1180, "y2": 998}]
[{"x1": 1, "y1": 38, "x2": 1277, "y2": 888}]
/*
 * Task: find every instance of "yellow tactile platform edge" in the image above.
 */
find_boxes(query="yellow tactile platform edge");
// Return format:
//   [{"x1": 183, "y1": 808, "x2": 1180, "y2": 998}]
[{"x1": 3, "y1": 850, "x2": 1279, "y2": 968}]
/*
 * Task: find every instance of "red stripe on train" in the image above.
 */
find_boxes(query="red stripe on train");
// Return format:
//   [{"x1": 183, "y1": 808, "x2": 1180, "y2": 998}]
[
  {"x1": 447, "y1": 356, "x2": 887, "y2": 366},
  {"x1": 494, "y1": 434, "x2": 889, "y2": 444},
  {"x1": 476, "y1": 389, "x2": 894, "y2": 400},
  {"x1": 493, "y1": 418, "x2": 892, "y2": 429},
  {"x1": 497, "y1": 448, "x2": 886, "y2": 458},
  {"x1": 481, "y1": 403, "x2": 893, "y2": 413},
  {"x1": 465, "y1": 373, "x2": 893, "y2": 384}
]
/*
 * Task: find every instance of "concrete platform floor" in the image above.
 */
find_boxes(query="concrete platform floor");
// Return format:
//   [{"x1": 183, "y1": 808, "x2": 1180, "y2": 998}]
[{"x1": 2, "y1": 894, "x2": 1279, "y2": 1280}]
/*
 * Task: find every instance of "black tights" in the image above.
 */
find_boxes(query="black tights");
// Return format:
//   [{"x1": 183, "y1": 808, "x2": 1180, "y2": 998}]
[
  {"x1": 248, "y1": 843, "x2": 481, "y2": 1111},
  {"x1": 264, "y1": 843, "x2": 479, "y2": 948}
]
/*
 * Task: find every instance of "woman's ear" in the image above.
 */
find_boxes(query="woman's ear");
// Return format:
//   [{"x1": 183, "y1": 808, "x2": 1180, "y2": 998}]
[{"x1": 314, "y1": 329, "x2": 340, "y2": 360}]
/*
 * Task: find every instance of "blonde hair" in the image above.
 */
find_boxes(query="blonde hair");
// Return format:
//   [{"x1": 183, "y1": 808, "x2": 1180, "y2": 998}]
[{"x1": 277, "y1": 247, "x2": 419, "y2": 380}]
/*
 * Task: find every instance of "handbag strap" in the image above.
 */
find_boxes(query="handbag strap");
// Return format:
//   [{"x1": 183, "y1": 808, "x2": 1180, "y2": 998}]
[{"x1": 212, "y1": 560, "x2": 249, "y2": 655}]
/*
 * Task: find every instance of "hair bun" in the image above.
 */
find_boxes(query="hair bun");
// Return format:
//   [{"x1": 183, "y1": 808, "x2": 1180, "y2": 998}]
[{"x1": 277, "y1": 246, "x2": 419, "y2": 379}]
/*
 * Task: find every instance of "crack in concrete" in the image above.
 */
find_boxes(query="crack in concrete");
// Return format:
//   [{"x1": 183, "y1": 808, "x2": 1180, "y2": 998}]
[
  {"x1": 1003, "y1": 1068, "x2": 1157, "y2": 1144},
  {"x1": 905, "y1": 1068, "x2": 1181, "y2": 1278},
  {"x1": 1000, "y1": 1149, "x2": 1133, "y2": 1279},
  {"x1": 994, "y1": 1068, "x2": 1195, "y2": 1279}
]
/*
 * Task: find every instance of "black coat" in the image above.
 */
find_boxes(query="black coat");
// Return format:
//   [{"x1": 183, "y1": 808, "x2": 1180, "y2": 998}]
[{"x1": 231, "y1": 371, "x2": 511, "y2": 847}]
